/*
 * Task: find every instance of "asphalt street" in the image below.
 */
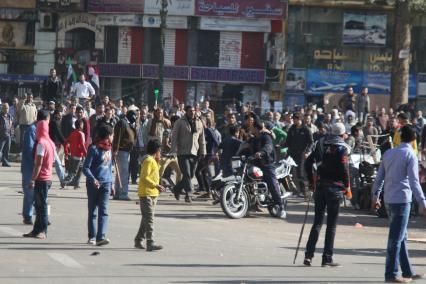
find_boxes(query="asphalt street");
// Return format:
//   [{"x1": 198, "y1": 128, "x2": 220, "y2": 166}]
[{"x1": 0, "y1": 163, "x2": 425, "y2": 284}]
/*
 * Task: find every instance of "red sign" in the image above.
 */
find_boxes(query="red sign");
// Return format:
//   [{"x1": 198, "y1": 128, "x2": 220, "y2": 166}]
[
  {"x1": 195, "y1": 0, "x2": 287, "y2": 20},
  {"x1": 88, "y1": 0, "x2": 144, "y2": 13}
]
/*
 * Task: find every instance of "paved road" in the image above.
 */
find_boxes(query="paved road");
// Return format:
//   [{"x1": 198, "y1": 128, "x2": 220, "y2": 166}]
[{"x1": 0, "y1": 163, "x2": 425, "y2": 284}]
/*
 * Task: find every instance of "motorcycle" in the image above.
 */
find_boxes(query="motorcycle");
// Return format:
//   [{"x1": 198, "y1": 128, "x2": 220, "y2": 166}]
[{"x1": 215, "y1": 156, "x2": 296, "y2": 219}]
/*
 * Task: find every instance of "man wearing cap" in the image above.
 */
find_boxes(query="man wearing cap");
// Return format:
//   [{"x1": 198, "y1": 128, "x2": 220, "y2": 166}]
[
  {"x1": 303, "y1": 122, "x2": 350, "y2": 267},
  {"x1": 372, "y1": 125, "x2": 426, "y2": 283}
]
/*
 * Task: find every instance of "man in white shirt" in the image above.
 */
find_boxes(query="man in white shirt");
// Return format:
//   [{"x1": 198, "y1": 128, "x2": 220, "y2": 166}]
[{"x1": 71, "y1": 75, "x2": 95, "y2": 102}]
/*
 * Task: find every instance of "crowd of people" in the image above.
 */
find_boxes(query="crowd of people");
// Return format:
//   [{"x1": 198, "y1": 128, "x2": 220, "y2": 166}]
[{"x1": 1, "y1": 74, "x2": 426, "y2": 281}]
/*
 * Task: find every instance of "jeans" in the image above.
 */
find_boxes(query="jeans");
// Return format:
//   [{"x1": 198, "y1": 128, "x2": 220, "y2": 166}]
[
  {"x1": 262, "y1": 165, "x2": 283, "y2": 210},
  {"x1": 0, "y1": 135, "x2": 11, "y2": 165},
  {"x1": 33, "y1": 180, "x2": 52, "y2": 235},
  {"x1": 305, "y1": 186, "x2": 343, "y2": 262},
  {"x1": 115, "y1": 150, "x2": 130, "y2": 198},
  {"x1": 135, "y1": 196, "x2": 157, "y2": 242},
  {"x1": 54, "y1": 150, "x2": 65, "y2": 183},
  {"x1": 385, "y1": 203, "x2": 415, "y2": 280},
  {"x1": 87, "y1": 182, "x2": 111, "y2": 241},
  {"x1": 19, "y1": 125, "x2": 30, "y2": 150},
  {"x1": 64, "y1": 157, "x2": 82, "y2": 186},
  {"x1": 22, "y1": 178, "x2": 34, "y2": 221},
  {"x1": 174, "y1": 155, "x2": 198, "y2": 195}
]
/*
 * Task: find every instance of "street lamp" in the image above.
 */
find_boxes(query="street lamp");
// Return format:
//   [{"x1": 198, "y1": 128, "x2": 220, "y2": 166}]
[{"x1": 158, "y1": 0, "x2": 171, "y2": 105}]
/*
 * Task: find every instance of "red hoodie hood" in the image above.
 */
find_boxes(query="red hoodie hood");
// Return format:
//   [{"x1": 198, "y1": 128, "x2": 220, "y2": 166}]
[{"x1": 36, "y1": 120, "x2": 50, "y2": 141}]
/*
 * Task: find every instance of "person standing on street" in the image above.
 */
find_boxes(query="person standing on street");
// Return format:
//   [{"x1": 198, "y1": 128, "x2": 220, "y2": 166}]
[
  {"x1": 0, "y1": 103, "x2": 12, "y2": 167},
  {"x1": 134, "y1": 139, "x2": 165, "y2": 251},
  {"x1": 83, "y1": 125, "x2": 115, "y2": 246},
  {"x1": 16, "y1": 93, "x2": 37, "y2": 149},
  {"x1": 372, "y1": 125, "x2": 426, "y2": 283},
  {"x1": 304, "y1": 122, "x2": 351, "y2": 267},
  {"x1": 338, "y1": 86, "x2": 357, "y2": 113},
  {"x1": 285, "y1": 113, "x2": 313, "y2": 198},
  {"x1": 171, "y1": 105, "x2": 206, "y2": 203},
  {"x1": 71, "y1": 74, "x2": 95, "y2": 105},
  {"x1": 113, "y1": 110, "x2": 137, "y2": 200},
  {"x1": 42, "y1": 68, "x2": 62, "y2": 104},
  {"x1": 356, "y1": 87, "x2": 370, "y2": 124},
  {"x1": 23, "y1": 116, "x2": 55, "y2": 239}
]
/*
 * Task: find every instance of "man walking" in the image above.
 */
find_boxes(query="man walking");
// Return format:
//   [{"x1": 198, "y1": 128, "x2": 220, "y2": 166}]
[
  {"x1": 303, "y1": 122, "x2": 351, "y2": 267},
  {"x1": 0, "y1": 103, "x2": 12, "y2": 167},
  {"x1": 16, "y1": 93, "x2": 37, "y2": 149},
  {"x1": 171, "y1": 105, "x2": 206, "y2": 203},
  {"x1": 23, "y1": 112, "x2": 55, "y2": 239},
  {"x1": 372, "y1": 125, "x2": 426, "y2": 283}
]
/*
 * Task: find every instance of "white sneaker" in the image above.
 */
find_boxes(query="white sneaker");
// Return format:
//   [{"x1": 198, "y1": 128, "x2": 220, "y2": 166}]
[
  {"x1": 279, "y1": 210, "x2": 287, "y2": 219},
  {"x1": 87, "y1": 238, "x2": 96, "y2": 245},
  {"x1": 96, "y1": 239, "x2": 110, "y2": 246}
]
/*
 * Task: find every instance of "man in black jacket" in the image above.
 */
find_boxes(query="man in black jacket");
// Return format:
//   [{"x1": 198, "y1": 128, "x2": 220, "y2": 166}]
[
  {"x1": 61, "y1": 104, "x2": 77, "y2": 140},
  {"x1": 42, "y1": 69, "x2": 62, "y2": 104},
  {"x1": 303, "y1": 122, "x2": 350, "y2": 268},
  {"x1": 251, "y1": 120, "x2": 286, "y2": 219},
  {"x1": 286, "y1": 113, "x2": 313, "y2": 198}
]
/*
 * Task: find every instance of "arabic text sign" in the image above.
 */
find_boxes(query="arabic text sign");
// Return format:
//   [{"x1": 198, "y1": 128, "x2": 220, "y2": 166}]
[
  {"x1": 142, "y1": 65, "x2": 190, "y2": 80},
  {"x1": 96, "y1": 14, "x2": 143, "y2": 26},
  {"x1": 191, "y1": 67, "x2": 265, "y2": 84},
  {"x1": 195, "y1": 0, "x2": 288, "y2": 20},
  {"x1": 144, "y1": 0, "x2": 194, "y2": 16},
  {"x1": 99, "y1": 64, "x2": 141, "y2": 78},
  {"x1": 199, "y1": 17, "x2": 271, "y2": 32},
  {"x1": 142, "y1": 15, "x2": 188, "y2": 29},
  {"x1": 88, "y1": 0, "x2": 144, "y2": 13}
]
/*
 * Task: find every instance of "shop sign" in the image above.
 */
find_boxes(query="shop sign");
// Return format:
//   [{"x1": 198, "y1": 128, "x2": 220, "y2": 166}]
[
  {"x1": 195, "y1": 0, "x2": 288, "y2": 20},
  {"x1": 144, "y1": 0, "x2": 194, "y2": 16},
  {"x1": 285, "y1": 68, "x2": 306, "y2": 94},
  {"x1": 99, "y1": 63, "x2": 141, "y2": 78},
  {"x1": 88, "y1": 0, "x2": 144, "y2": 13},
  {"x1": 96, "y1": 14, "x2": 143, "y2": 27},
  {"x1": 142, "y1": 64, "x2": 190, "y2": 80},
  {"x1": 417, "y1": 73, "x2": 426, "y2": 97},
  {"x1": 0, "y1": 8, "x2": 36, "y2": 21},
  {"x1": 0, "y1": 0, "x2": 35, "y2": 9},
  {"x1": 142, "y1": 15, "x2": 188, "y2": 29},
  {"x1": 0, "y1": 73, "x2": 47, "y2": 82},
  {"x1": 199, "y1": 17, "x2": 270, "y2": 32},
  {"x1": 191, "y1": 67, "x2": 265, "y2": 84},
  {"x1": 38, "y1": 0, "x2": 85, "y2": 11}
]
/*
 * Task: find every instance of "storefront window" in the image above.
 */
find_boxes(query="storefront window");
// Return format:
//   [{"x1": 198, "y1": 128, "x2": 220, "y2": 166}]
[{"x1": 65, "y1": 28, "x2": 95, "y2": 50}]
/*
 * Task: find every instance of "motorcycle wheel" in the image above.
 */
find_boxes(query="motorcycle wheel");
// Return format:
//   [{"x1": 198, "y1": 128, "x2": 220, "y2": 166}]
[{"x1": 220, "y1": 184, "x2": 249, "y2": 219}]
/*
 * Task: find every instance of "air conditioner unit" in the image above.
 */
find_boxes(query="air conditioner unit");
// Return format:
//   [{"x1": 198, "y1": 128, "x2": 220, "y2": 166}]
[{"x1": 39, "y1": 12, "x2": 54, "y2": 31}]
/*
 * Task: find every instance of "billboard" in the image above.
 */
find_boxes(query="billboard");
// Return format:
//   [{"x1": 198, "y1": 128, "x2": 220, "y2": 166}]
[
  {"x1": 285, "y1": 68, "x2": 306, "y2": 94},
  {"x1": 144, "y1": 0, "x2": 194, "y2": 16},
  {"x1": 0, "y1": 21, "x2": 31, "y2": 49},
  {"x1": 88, "y1": 0, "x2": 145, "y2": 13},
  {"x1": 0, "y1": 0, "x2": 35, "y2": 9},
  {"x1": 343, "y1": 13, "x2": 387, "y2": 46},
  {"x1": 199, "y1": 17, "x2": 270, "y2": 32},
  {"x1": 38, "y1": 0, "x2": 85, "y2": 11},
  {"x1": 307, "y1": 69, "x2": 417, "y2": 98},
  {"x1": 195, "y1": 0, "x2": 288, "y2": 20}
]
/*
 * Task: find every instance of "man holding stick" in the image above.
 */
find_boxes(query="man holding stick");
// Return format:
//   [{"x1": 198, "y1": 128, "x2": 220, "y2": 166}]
[{"x1": 302, "y1": 123, "x2": 351, "y2": 267}]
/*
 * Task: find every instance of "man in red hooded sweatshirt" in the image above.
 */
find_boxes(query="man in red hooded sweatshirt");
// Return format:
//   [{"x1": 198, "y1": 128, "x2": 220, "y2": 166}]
[{"x1": 23, "y1": 111, "x2": 55, "y2": 239}]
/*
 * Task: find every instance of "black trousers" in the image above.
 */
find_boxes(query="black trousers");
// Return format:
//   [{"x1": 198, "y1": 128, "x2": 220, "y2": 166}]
[
  {"x1": 195, "y1": 155, "x2": 212, "y2": 192},
  {"x1": 261, "y1": 165, "x2": 283, "y2": 210},
  {"x1": 129, "y1": 148, "x2": 142, "y2": 183},
  {"x1": 305, "y1": 186, "x2": 343, "y2": 262},
  {"x1": 174, "y1": 155, "x2": 198, "y2": 195}
]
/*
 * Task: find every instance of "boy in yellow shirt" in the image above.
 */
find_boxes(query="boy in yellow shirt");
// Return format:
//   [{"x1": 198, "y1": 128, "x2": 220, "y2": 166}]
[{"x1": 134, "y1": 139, "x2": 165, "y2": 251}]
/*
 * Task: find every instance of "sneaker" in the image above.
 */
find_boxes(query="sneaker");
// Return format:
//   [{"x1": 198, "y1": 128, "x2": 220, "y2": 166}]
[
  {"x1": 321, "y1": 261, "x2": 342, "y2": 267},
  {"x1": 23, "y1": 219, "x2": 33, "y2": 225},
  {"x1": 199, "y1": 192, "x2": 212, "y2": 199},
  {"x1": 87, "y1": 238, "x2": 96, "y2": 245},
  {"x1": 409, "y1": 273, "x2": 425, "y2": 280},
  {"x1": 96, "y1": 239, "x2": 110, "y2": 246},
  {"x1": 279, "y1": 210, "x2": 287, "y2": 219},
  {"x1": 303, "y1": 258, "x2": 312, "y2": 266},
  {"x1": 134, "y1": 240, "x2": 145, "y2": 249},
  {"x1": 146, "y1": 241, "x2": 163, "y2": 251},
  {"x1": 385, "y1": 278, "x2": 412, "y2": 283}
]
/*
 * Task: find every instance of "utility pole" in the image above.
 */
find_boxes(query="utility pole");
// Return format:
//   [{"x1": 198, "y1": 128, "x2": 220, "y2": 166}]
[{"x1": 158, "y1": 0, "x2": 169, "y2": 105}]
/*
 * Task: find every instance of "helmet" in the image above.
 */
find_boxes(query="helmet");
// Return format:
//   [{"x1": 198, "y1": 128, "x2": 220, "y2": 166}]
[{"x1": 247, "y1": 165, "x2": 263, "y2": 180}]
